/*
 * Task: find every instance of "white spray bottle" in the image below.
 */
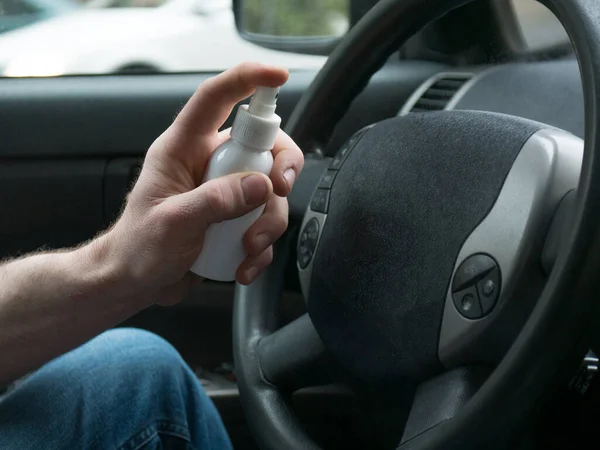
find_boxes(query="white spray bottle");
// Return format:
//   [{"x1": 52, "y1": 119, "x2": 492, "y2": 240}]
[{"x1": 190, "y1": 86, "x2": 281, "y2": 281}]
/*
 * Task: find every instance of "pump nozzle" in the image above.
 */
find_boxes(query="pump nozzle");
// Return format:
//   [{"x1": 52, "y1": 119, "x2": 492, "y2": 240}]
[
  {"x1": 248, "y1": 86, "x2": 279, "y2": 117},
  {"x1": 230, "y1": 85, "x2": 282, "y2": 151}
]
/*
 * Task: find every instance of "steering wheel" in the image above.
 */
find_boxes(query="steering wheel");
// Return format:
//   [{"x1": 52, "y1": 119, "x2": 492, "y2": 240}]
[{"x1": 233, "y1": 0, "x2": 600, "y2": 448}]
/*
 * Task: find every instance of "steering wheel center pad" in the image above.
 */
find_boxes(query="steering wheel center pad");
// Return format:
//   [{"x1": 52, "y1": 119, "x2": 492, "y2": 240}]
[{"x1": 307, "y1": 111, "x2": 544, "y2": 384}]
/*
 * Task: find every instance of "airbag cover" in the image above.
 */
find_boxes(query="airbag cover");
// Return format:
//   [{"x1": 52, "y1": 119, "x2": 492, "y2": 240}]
[{"x1": 307, "y1": 111, "x2": 543, "y2": 385}]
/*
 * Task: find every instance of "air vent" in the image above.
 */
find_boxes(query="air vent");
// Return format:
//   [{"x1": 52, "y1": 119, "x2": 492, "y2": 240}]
[{"x1": 400, "y1": 73, "x2": 474, "y2": 116}]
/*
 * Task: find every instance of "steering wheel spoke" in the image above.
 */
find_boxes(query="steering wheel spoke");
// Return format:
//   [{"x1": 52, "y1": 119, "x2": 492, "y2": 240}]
[
  {"x1": 399, "y1": 366, "x2": 491, "y2": 447},
  {"x1": 257, "y1": 314, "x2": 329, "y2": 391}
]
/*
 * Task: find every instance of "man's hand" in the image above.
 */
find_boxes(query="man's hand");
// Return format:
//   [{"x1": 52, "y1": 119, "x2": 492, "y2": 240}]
[
  {"x1": 100, "y1": 62, "x2": 304, "y2": 305},
  {"x1": 0, "y1": 62, "x2": 305, "y2": 384}
]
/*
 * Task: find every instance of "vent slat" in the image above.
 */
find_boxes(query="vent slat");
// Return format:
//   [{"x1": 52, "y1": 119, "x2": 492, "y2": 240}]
[
  {"x1": 414, "y1": 98, "x2": 447, "y2": 110},
  {"x1": 408, "y1": 74, "x2": 473, "y2": 114},
  {"x1": 430, "y1": 78, "x2": 468, "y2": 90},
  {"x1": 421, "y1": 88, "x2": 456, "y2": 100}
]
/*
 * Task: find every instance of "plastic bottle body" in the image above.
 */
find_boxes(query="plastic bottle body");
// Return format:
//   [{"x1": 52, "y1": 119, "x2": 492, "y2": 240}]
[{"x1": 190, "y1": 138, "x2": 274, "y2": 281}]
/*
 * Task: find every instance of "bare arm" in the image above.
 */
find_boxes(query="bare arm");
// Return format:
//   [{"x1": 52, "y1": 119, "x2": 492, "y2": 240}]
[
  {"x1": 0, "y1": 238, "x2": 139, "y2": 386},
  {"x1": 0, "y1": 62, "x2": 304, "y2": 385}
]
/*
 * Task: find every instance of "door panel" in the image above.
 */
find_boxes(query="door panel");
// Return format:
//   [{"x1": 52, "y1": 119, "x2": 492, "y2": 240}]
[
  {"x1": 0, "y1": 61, "x2": 444, "y2": 157},
  {"x1": 0, "y1": 72, "x2": 308, "y2": 158},
  {"x1": 0, "y1": 160, "x2": 105, "y2": 255}
]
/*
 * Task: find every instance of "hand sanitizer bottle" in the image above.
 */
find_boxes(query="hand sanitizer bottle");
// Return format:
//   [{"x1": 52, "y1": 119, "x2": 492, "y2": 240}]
[{"x1": 190, "y1": 86, "x2": 281, "y2": 281}]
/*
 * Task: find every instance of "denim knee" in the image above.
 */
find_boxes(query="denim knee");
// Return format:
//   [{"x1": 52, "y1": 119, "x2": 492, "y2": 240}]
[
  {"x1": 74, "y1": 327, "x2": 187, "y2": 380},
  {"x1": 0, "y1": 327, "x2": 231, "y2": 450}
]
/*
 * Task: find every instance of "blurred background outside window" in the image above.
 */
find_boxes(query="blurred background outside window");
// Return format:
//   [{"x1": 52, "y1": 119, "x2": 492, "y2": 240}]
[{"x1": 0, "y1": 0, "x2": 572, "y2": 77}]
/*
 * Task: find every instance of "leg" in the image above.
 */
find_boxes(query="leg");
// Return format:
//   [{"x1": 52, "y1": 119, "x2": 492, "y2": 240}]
[{"x1": 0, "y1": 328, "x2": 232, "y2": 450}]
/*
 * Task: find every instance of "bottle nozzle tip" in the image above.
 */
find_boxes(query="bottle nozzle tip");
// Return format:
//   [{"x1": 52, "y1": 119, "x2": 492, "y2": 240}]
[
  {"x1": 248, "y1": 86, "x2": 279, "y2": 117},
  {"x1": 255, "y1": 86, "x2": 279, "y2": 102}
]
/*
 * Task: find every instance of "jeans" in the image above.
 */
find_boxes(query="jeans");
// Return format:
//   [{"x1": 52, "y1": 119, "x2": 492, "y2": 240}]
[{"x1": 0, "y1": 328, "x2": 233, "y2": 450}]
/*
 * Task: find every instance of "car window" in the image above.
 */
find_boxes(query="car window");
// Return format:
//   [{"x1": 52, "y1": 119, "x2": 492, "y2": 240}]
[
  {"x1": 86, "y1": 0, "x2": 167, "y2": 8},
  {"x1": 510, "y1": 0, "x2": 569, "y2": 50},
  {"x1": 0, "y1": 0, "x2": 570, "y2": 79},
  {"x1": 0, "y1": 0, "x2": 41, "y2": 15},
  {"x1": 0, "y1": 0, "x2": 336, "y2": 77}
]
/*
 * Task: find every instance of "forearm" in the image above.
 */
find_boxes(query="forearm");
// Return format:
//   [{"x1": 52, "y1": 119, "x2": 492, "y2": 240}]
[{"x1": 0, "y1": 235, "x2": 146, "y2": 386}]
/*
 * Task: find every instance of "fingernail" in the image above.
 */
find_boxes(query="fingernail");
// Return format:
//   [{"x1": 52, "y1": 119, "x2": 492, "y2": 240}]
[
  {"x1": 254, "y1": 233, "x2": 271, "y2": 252},
  {"x1": 241, "y1": 174, "x2": 269, "y2": 205},
  {"x1": 283, "y1": 168, "x2": 296, "y2": 190}
]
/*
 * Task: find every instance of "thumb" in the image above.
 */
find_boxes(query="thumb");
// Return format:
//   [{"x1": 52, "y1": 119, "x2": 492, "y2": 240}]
[{"x1": 177, "y1": 172, "x2": 273, "y2": 226}]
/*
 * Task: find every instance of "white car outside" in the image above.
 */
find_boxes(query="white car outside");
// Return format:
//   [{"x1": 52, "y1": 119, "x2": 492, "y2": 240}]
[{"x1": 0, "y1": 0, "x2": 329, "y2": 77}]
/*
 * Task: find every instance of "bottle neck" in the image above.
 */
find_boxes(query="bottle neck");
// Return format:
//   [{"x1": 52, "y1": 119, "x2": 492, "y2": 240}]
[
  {"x1": 229, "y1": 136, "x2": 268, "y2": 153},
  {"x1": 230, "y1": 104, "x2": 281, "y2": 152}
]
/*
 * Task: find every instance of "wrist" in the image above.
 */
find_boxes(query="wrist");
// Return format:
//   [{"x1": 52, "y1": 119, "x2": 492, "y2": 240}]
[{"x1": 70, "y1": 232, "x2": 146, "y2": 308}]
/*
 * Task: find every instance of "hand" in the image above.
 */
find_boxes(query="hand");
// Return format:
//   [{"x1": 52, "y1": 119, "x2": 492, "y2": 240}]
[{"x1": 99, "y1": 62, "x2": 304, "y2": 306}]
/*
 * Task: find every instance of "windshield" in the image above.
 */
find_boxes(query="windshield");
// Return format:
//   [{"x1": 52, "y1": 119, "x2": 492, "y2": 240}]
[{"x1": 511, "y1": 0, "x2": 568, "y2": 50}]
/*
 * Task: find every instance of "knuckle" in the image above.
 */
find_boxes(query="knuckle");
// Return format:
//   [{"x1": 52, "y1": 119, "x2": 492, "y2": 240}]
[
  {"x1": 236, "y1": 62, "x2": 254, "y2": 87},
  {"x1": 203, "y1": 182, "x2": 236, "y2": 219},
  {"x1": 204, "y1": 184, "x2": 227, "y2": 215},
  {"x1": 282, "y1": 145, "x2": 304, "y2": 163},
  {"x1": 192, "y1": 77, "x2": 220, "y2": 108},
  {"x1": 261, "y1": 247, "x2": 274, "y2": 267},
  {"x1": 198, "y1": 76, "x2": 217, "y2": 95},
  {"x1": 271, "y1": 212, "x2": 288, "y2": 235}
]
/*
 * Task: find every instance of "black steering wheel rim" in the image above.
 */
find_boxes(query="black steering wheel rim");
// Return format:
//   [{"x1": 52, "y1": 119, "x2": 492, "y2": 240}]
[{"x1": 234, "y1": 0, "x2": 600, "y2": 449}]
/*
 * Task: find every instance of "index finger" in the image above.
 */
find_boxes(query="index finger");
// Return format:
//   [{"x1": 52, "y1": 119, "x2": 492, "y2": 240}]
[{"x1": 174, "y1": 62, "x2": 289, "y2": 137}]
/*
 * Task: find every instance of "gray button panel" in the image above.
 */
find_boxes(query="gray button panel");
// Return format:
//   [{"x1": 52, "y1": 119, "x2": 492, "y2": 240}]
[{"x1": 438, "y1": 128, "x2": 584, "y2": 367}]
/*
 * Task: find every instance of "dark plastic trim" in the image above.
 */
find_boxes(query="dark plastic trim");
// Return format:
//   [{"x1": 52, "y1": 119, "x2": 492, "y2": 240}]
[
  {"x1": 0, "y1": 72, "x2": 304, "y2": 158},
  {"x1": 0, "y1": 62, "x2": 442, "y2": 159}
]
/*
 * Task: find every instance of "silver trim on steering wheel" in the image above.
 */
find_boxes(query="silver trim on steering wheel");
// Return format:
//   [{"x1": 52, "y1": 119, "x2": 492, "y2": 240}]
[{"x1": 438, "y1": 128, "x2": 583, "y2": 366}]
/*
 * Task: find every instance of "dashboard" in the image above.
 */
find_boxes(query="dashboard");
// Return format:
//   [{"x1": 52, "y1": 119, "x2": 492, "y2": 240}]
[{"x1": 399, "y1": 58, "x2": 584, "y2": 139}]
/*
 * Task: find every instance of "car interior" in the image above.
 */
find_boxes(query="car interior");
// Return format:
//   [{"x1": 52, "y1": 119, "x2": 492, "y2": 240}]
[{"x1": 2, "y1": 0, "x2": 600, "y2": 448}]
